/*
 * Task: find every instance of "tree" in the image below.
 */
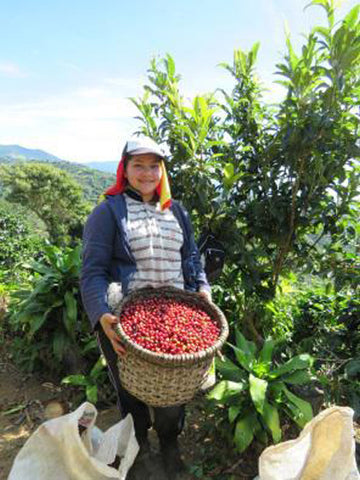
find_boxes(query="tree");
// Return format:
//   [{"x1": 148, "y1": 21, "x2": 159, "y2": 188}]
[
  {"x1": 0, "y1": 202, "x2": 43, "y2": 271},
  {"x1": 131, "y1": 0, "x2": 359, "y2": 340},
  {"x1": 0, "y1": 162, "x2": 91, "y2": 245}
]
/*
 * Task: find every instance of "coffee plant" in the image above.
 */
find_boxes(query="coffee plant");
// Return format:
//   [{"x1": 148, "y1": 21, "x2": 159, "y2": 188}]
[
  {"x1": 131, "y1": 0, "x2": 359, "y2": 341},
  {"x1": 9, "y1": 244, "x2": 93, "y2": 376},
  {"x1": 207, "y1": 331, "x2": 314, "y2": 452}
]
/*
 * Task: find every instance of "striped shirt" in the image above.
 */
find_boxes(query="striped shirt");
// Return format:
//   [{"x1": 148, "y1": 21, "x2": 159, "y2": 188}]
[{"x1": 125, "y1": 194, "x2": 185, "y2": 292}]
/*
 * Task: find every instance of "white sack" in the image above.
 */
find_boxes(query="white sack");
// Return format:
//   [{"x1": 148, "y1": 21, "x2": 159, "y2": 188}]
[
  {"x1": 258, "y1": 406, "x2": 359, "y2": 480},
  {"x1": 8, "y1": 402, "x2": 139, "y2": 480}
]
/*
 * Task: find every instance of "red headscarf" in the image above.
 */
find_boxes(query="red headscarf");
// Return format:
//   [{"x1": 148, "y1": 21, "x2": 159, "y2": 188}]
[{"x1": 104, "y1": 153, "x2": 172, "y2": 211}]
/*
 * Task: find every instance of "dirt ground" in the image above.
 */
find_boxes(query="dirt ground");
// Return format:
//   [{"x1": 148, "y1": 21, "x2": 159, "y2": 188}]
[
  {"x1": 3, "y1": 343, "x2": 358, "y2": 480},
  {"x1": 0, "y1": 347, "x2": 258, "y2": 480}
]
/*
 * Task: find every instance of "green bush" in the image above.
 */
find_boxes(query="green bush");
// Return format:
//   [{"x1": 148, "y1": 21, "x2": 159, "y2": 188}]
[
  {"x1": 6, "y1": 242, "x2": 116, "y2": 405},
  {"x1": 62, "y1": 356, "x2": 109, "y2": 405},
  {"x1": 0, "y1": 204, "x2": 44, "y2": 273},
  {"x1": 207, "y1": 331, "x2": 314, "y2": 453},
  {"x1": 266, "y1": 278, "x2": 359, "y2": 416},
  {"x1": 131, "y1": 0, "x2": 360, "y2": 341},
  {"x1": 292, "y1": 292, "x2": 360, "y2": 415},
  {"x1": 9, "y1": 244, "x2": 90, "y2": 374}
]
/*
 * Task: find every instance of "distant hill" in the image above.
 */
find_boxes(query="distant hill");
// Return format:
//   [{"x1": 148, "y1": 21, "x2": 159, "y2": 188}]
[
  {"x1": 0, "y1": 145, "x2": 119, "y2": 173},
  {"x1": 0, "y1": 145, "x2": 64, "y2": 163},
  {"x1": 84, "y1": 161, "x2": 118, "y2": 174},
  {"x1": 44, "y1": 160, "x2": 116, "y2": 204},
  {"x1": 0, "y1": 146, "x2": 116, "y2": 205}
]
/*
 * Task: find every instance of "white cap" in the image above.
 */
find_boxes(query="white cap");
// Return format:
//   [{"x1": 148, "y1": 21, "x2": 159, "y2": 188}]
[{"x1": 124, "y1": 137, "x2": 166, "y2": 158}]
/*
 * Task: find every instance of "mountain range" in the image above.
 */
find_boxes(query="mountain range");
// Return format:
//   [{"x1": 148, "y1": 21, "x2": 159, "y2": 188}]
[
  {"x1": 0, "y1": 145, "x2": 118, "y2": 173},
  {"x1": 0, "y1": 144, "x2": 116, "y2": 204}
]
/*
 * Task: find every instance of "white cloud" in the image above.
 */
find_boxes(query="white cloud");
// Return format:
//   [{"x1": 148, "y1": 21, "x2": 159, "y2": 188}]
[
  {"x1": 104, "y1": 75, "x2": 147, "y2": 90},
  {"x1": 75, "y1": 87, "x2": 108, "y2": 98},
  {"x1": 262, "y1": 82, "x2": 287, "y2": 104},
  {"x1": 0, "y1": 67, "x2": 288, "y2": 163},
  {"x1": 0, "y1": 86, "x2": 140, "y2": 162},
  {"x1": 0, "y1": 62, "x2": 27, "y2": 78},
  {"x1": 0, "y1": 56, "x2": 289, "y2": 164},
  {"x1": 259, "y1": 71, "x2": 287, "y2": 104}
]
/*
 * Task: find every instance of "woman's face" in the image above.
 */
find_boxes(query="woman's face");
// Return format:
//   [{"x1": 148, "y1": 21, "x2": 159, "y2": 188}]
[{"x1": 124, "y1": 153, "x2": 162, "y2": 201}]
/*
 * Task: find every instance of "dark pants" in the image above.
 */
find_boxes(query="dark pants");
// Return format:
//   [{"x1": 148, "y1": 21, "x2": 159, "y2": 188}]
[{"x1": 96, "y1": 326, "x2": 185, "y2": 445}]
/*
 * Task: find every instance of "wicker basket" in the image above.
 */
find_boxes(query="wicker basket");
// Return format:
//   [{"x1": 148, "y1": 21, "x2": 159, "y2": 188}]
[{"x1": 114, "y1": 286, "x2": 228, "y2": 407}]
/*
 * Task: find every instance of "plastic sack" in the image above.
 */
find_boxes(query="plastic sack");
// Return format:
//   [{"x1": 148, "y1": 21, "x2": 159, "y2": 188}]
[
  {"x1": 8, "y1": 402, "x2": 139, "y2": 480},
  {"x1": 257, "y1": 406, "x2": 359, "y2": 480}
]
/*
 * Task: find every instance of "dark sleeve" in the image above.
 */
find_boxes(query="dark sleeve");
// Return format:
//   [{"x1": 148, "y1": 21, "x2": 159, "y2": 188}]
[
  {"x1": 181, "y1": 206, "x2": 211, "y2": 293},
  {"x1": 80, "y1": 201, "x2": 115, "y2": 330}
]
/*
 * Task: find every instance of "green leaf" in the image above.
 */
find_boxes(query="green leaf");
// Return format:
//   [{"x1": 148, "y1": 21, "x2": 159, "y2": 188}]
[
  {"x1": 62, "y1": 374, "x2": 87, "y2": 386},
  {"x1": 63, "y1": 291, "x2": 77, "y2": 336},
  {"x1": 229, "y1": 405, "x2": 241, "y2": 423},
  {"x1": 259, "y1": 339, "x2": 276, "y2": 364},
  {"x1": 282, "y1": 386, "x2": 313, "y2": 428},
  {"x1": 223, "y1": 163, "x2": 237, "y2": 189},
  {"x1": 2, "y1": 404, "x2": 26, "y2": 416},
  {"x1": 262, "y1": 401, "x2": 282, "y2": 443},
  {"x1": 224, "y1": 163, "x2": 234, "y2": 179},
  {"x1": 249, "y1": 374, "x2": 268, "y2": 414},
  {"x1": 228, "y1": 343, "x2": 252, "y2": 372},
  {"x1": 53, "y1": 330, "x2": 70, "y2": 361},
  {"x1": 90, "y1": 356, "x2": 107, "y2": 379},
  {"x1": 271, "y1": 354, "x2": 313, "y2": 378},
  {"x1": 234, "y1": 413, "x2": 256, "y2": 453},
  {"x1": 26, "y1": 261, "x2": 54, "y2": 276},
  {"x1": 254, "y1": 426, "x2": 268, "y2": 445},
  {"x1": 344, "y1": 4, "x2": 359, "y2": 28},
  {"x1": 235, "y1": 328, "x2": 257, "y2": 358},
  {"x1": 345, "y1": 359, "x2": 360, "y2": 378},
  {"x1": 251, "y1": 41, "x2": 260, "y2": 61},
  {"x1": 64, "y1": 246, "x2": 81, "y2": 273},
  {"x1": 207, "y1": 380, "x2": 246, "y2": 403},
  {"x1": 28, "y1": 313, "x2": 47, "y2": 336},
  {"x1": 215, "y1": 356, "x2": 247, "y2": 382},
  {"x1": 283, "y1": 369, "x2": 312, "y2": 385},
  {"x1": 86, "y1": 384, "x2": 98, "y2": 404},
  {"x1": 82, "y1": 338, "x2": 98, "y2": 354}
]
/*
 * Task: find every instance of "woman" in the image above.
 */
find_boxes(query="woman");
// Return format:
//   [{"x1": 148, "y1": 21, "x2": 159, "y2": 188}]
[{"x1": 80, "y1": 136, "x2": 211, "y2": 479}]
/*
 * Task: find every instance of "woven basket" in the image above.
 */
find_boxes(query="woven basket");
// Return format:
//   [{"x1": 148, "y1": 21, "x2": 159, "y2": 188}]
[{"x1": 115, "y1": 286, "x2": 228, "y2": 407}]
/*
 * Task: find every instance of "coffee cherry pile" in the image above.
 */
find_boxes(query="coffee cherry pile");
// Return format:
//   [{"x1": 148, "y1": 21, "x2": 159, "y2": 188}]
[{"x1": 119, "y1": 297, "x2": 220, "y2": 355}]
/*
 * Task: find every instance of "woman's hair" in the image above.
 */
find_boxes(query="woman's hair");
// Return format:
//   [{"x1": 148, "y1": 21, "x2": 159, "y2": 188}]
[{"x1": 122, "y1": 153, "x2": 131, "y2": 170}]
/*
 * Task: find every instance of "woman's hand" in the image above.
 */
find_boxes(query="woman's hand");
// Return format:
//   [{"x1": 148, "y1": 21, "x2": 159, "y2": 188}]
[{"x1": 99, "y1": 313, "x2": 126, "y2": 356}]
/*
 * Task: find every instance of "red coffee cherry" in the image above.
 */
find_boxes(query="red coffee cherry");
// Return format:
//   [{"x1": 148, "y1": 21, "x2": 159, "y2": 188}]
[{"x1": 119, "y1": 297, "x2": 220, "y2": 355}]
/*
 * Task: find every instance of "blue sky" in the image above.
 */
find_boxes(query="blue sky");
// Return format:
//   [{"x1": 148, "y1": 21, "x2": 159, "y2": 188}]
[{"x1": 0, "y1": 0, "x2": 357, "y2": 162}]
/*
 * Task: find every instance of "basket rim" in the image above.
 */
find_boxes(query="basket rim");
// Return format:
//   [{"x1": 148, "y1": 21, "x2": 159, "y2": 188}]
[{"x1": 115, "y1": 286, "x2": 229, "y2": 366}]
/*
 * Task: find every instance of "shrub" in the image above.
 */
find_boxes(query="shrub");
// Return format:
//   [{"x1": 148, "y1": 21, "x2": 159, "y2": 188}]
[
  {"x1": 0, "y1": 204, "x2": 44, "y2": 273},
  {"x1": 207, "y1": 331, "x2": 314, "y2": 453},
  {"x1": 9, "y1": 244, "x2": 90, "y2": 376}
]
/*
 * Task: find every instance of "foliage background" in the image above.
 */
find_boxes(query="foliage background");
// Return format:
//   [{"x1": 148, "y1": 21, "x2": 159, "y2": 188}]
[{"x1": 0, "y1": 0, "x2": 358, "y2": 464}]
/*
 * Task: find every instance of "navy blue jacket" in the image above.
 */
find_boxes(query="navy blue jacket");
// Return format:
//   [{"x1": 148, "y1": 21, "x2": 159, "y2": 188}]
[{"x1": 80, "y1": 194, "x2": 210, "y2": 329}]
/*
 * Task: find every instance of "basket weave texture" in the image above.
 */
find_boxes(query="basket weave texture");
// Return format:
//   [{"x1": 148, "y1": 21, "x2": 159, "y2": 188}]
[{"x1": 115, "y1": 286, "x2": 228, "y2": 407}]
